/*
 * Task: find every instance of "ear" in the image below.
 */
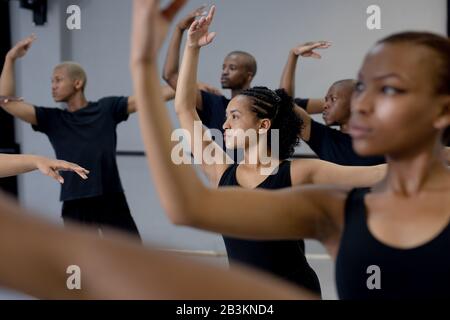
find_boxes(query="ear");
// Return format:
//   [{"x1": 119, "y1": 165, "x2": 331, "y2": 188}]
[
  {"x1": 73, "y1": 79, "x2": 84, "y2": 91},
  {"x1": 433, "y1": 95, "x2": 450, "y2": 130},
  {"x1": 258, "y1": 118, "x2": 271, "y2": 134},
  {"x1": 247, "y1": 71, "x2": 254, "y2": 83}
]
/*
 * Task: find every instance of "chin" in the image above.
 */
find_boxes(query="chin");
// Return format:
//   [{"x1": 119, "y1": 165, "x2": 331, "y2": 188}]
[{"x1": 352, "y1": 140, "x2": 384, "y2": 157}]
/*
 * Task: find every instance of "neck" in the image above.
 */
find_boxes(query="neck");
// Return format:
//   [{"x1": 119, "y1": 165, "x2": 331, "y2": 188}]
[
  {"x1": 230, "y1": 84, "x2": 251, "y2": 98},
  {"x1": 340, "y1": 122, "x2": 350, "y2": 133},
  {"x1": 379, "y1": 141, "x2": 449, "y2": 196},
  {"x1": 66, "y1": 93, "x2": 88, "y2": 112},
  {"x1": 242, "y1": 141, "x2": 279, "y2": 171}
]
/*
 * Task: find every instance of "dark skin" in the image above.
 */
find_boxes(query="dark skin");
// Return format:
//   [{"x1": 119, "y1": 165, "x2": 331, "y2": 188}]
[
  {"x1": 323, "y1": 81, "x2": 354, "y2": 131},
  {"x1": 162, "y1": 6, "x2": 255, "y2": 111},
  {"x1": 135, "y1": 3, "x2": 450, "y2": 269}
]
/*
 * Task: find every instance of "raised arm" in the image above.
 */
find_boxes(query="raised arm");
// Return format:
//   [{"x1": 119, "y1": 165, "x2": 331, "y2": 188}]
[
  {"x1": 0, "y1": 154, "x2": 89, "y2": 183},
  {"x1": 175, "y1": 7, "x2": 231, "y2": 185},
  {"x1": 131, "y1": 1, "x2": 345, "y2": 246},
  {"x1": 279, "y1": 41, "x2": 329, "y2": 114},
  {"x1": 0, "y1": 35, "x2": 37, "y2": 125},
  {"x1": 291, "y1": 158, "x2": 386, "y2": 187}
]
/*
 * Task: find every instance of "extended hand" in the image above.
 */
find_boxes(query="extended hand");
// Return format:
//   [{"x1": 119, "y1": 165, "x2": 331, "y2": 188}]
[
  {"x1": 177, "y1": 5, "x2": 207, "y2": 31},
  {"x1": 187, "y1": 5, "x2": 216, "y2": 49},
  {"x1": 6, "y1": 34, "x2": 37, "y2": 61},
  {"x1": 292, "y1": 41, "x2": 331, "y2": 59},
  {"x1": 35, "y1": 157, "x2": 89, "y2": 184}
]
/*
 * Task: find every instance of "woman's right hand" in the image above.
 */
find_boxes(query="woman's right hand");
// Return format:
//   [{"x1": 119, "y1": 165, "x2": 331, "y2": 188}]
[{"x1": 187, "y1": 5, "x2": 216, "y2": 49}]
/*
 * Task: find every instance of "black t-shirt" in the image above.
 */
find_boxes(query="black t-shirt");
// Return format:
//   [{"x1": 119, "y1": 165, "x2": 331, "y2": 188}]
[
  {"x1": 307, "y1": 119, "x2": 385, "y2": 166},
  {"x1": 198, "y1": 90, "x2": 229, "y2": 133},
  {"x1": 294, "y1": 98, "x2": 309, "y2": 110},
  {"x1": 32, "y1": 96, "x2": 129, "y2": 201}
]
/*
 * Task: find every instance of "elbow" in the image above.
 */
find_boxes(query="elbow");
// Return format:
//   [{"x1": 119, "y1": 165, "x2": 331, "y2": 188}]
[
  {"x1": 164, "y1": 192, "x2": 204, "y2": 228},
  {"x1": 162, "y1": 73, "x2": 177, "y2": 90}
]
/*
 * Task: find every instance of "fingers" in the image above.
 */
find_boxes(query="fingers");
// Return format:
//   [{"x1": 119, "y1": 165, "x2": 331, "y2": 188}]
[
  {"x1": 52, "y1": 161, "x2": 89, "y2": 179},
  {"x1": 206, "y1": 32, "x2": 217, "y2": 45},
  {"x1": 206, "y1": 5, "x2": 216, "y2": 21},
  {"x1": 192, "y1": 5, "x2": 207, "y2": 17},
  {"x1": 162, "y1": 0, "x2": 188, "y2": 21},
  {"x1": 46, "y1": 168, "x2": 64, "y2": 184}
]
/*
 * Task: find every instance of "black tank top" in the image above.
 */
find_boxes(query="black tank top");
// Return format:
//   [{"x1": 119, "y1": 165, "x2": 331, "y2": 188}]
[
  {"x1": 336, "y1": 188, "x2": 450, "y2": 299},
  {"x1": 218, "y1": 161, "x2": 321, "y2": 294}
]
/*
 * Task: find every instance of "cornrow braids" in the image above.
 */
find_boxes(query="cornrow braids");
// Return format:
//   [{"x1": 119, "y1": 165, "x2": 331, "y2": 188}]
[
  {"x1": 240, "y1": 87, "x2": 281, "y2": 120},
  {"x1": 238, "y1": 86, "x2": 302, "y2": 159}
]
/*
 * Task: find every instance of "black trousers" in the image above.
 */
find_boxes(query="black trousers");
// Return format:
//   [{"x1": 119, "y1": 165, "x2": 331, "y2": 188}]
[{"x1": 62, "y1": 192, "x2": 141, "y2": 240}]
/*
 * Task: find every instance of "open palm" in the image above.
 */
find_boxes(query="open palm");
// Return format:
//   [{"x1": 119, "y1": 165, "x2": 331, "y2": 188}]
[{"x1": 187, "y1": 6, "x2": 216, "y2": 48}]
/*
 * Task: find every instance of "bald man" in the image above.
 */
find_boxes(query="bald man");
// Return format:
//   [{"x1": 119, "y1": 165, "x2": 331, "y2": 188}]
[
  {"x1": 163, "y1": 6, "x2": 257, "y2": 133},
  {"x1": 0, "y1": 35, "x2": 173, "y2": 236},
  {"x1": 294, "y1": 80, "x2": 385, "y2": 166}
]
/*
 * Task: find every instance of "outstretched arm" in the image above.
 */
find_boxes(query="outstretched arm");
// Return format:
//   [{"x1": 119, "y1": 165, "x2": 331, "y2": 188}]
[
  {"x1": 291, "y1": 158, "x2": 386, "y2": 187},
  {"x1": 0, "y1": 154, "x2": 89, "y2": 183},
  {"x1": 0, "y1": 35, "x2": 37, "y2": 124},
  {"x1": 0, "y1": 189, "x2": 317, "y2": 299}
]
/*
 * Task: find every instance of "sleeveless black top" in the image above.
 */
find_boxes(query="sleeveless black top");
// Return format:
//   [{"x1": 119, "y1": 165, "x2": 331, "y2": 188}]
[
  {"x1": 218, "y1": 161, "x2": 321, "y2": 294},
  {"x1": 336, "y1": 188, "x2": 450, "y2": 299}
]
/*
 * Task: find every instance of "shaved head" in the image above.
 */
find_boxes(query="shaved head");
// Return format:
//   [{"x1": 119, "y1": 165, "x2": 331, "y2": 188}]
[
  {"x1": 331, "y1": 79, "x2": 356, "y2": 95},
  {"x1": 226, "y1": 51, "x2": 257, "y2": 77},
  {"x1": 54, "y1": 62, "x2": 87, "y2": 91}
]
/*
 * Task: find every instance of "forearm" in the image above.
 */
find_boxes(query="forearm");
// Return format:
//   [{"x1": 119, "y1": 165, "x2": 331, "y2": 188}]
[
  {"x1": 279, "y1": 50, "x2": 298, "y2": 97},
  {"x1": 0, "y1": 192, "x2": 316, "y2": 299},
  {"x1": 175, "y1": 45, "x2": 201, "y2": 115},
  {"x1": 162, "y1": 26, "x2": 184, "y2": 89},
  {"x1": 0, "y1": 56, "x2": 16, "y2": 96},
  {"x1": 294, "y1": 105, "x2": 312, "y2": 141},
  {"x1": 133, "y1": 61, "x2": 204, "y2": 223},
  {"x1": 0, "y1": 154, "x2": 40, "y2": 178}
]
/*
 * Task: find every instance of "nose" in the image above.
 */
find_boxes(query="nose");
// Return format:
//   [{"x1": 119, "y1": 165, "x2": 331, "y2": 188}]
[
  {"x1": 351, "y1": 89, "x2": 373, "y2": 115},
  {"x1": 222, "y1": 118, "x2": 230, "y2": 130}
]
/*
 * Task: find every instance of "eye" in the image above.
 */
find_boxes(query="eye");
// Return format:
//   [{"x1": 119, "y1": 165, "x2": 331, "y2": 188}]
[
  {"x1": 381, "y1": 86, "x2": 404, "y2": 95},
  {"x1": 355, "y1": 81, "x2": 365, "y2": 93},
  {"x1": 232, "y1": 114, "x2": 238, "y2": 120},
  {"x1": 331, "y1": 97, "x2": 338, "y2": 102}
]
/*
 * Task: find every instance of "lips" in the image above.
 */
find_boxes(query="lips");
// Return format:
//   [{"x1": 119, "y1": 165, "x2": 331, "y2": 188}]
[{"x1": 348, "y1": 122, "x2": 373, "y2": 139}]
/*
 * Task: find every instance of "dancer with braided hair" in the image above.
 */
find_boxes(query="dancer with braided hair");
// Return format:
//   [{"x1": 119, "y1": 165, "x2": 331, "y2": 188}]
[{"x1": 172, "y1": 6, "x2": 386, "y2": 294}]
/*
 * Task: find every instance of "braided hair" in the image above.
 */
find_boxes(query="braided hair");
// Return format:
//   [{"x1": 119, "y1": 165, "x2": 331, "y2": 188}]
[{"x1": 238, "y1": 86, "x2": 302, "y2": 159}]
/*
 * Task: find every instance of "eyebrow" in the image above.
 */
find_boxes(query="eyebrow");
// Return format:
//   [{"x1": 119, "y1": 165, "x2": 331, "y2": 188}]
[
  {"x1": 226, "y1": 109, "x2": 241, "y2": 116},
  {"x1": 359, "y1": 72, "x2": 409, "y2": 82}
]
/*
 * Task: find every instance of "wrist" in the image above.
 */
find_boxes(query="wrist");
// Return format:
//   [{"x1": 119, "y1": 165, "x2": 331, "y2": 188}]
[
  {"x1": 5, "y1": 53, "x2": 16, "y2": 63},
  {"x1": 176, "y1": 24, "x2": 187, "y2": 32}
]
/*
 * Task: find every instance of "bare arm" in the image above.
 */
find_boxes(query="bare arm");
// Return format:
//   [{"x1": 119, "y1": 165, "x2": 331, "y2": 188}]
[
  {"x1": 127, "y1": 85, "x2": 175, "y2": 113},
  {"x1": 294, "y1": 104, "x2": 312, "y2": 141},
  {"x1": 131, "y1": 2, "x2": 346, "y2": 246},
  {"x1": 0, "y1": 35, "x2": 37, "y2": 124},
  {"x1": 279, "y1": 41, "x2": 330, "y2": 97},
  {"x1": 162, "y1": 5, "x2": 205, "y2": 109},
  {"x1": 305, "y1": 98, "x2": 326, "y2": 114},
  {"x1": 0, "y1": 154, "x2": 89, "y2": 183},
  {"x1": 175, "y1": 12, "x2": 231, "y2": 185},
  {"x1": 0, "y1": 190, "x2": 317, "y2": 299},
  {"x1": 291, "y1": 158, "x2": 386, "y2": 187}
]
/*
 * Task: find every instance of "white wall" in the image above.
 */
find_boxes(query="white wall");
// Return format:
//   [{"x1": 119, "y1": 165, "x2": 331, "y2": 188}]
[{"x1": 4, "y1": 0, "x2": 447, "y2": 299}]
